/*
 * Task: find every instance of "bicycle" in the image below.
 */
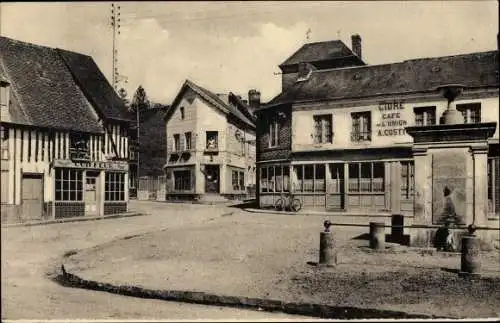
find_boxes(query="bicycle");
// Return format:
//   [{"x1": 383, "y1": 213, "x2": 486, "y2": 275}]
[{"x1": 274, "y1": 192, "x2": 302, "y2": 212}]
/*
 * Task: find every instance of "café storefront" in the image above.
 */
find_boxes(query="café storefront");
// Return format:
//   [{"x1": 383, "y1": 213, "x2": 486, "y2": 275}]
[{"x1": 51, "y1": 159, "x2": 129, "y2": 219}]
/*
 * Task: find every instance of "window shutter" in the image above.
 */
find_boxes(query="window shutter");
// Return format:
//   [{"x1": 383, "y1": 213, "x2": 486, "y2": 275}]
[
  {"x1": 313, "y1": 117, "x2": 321, "y2": 144},
  {"x1": 167, "y1": 137, "x2": 173, "y2": 153},
  {"x1": 180, "y1": 134, "x2": 185, "y2": 151}
]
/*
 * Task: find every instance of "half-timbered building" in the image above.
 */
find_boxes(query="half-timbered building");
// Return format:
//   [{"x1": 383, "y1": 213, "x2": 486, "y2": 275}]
[{"x1": 0, "y1": 36, "x2": 132, "y2": 223}]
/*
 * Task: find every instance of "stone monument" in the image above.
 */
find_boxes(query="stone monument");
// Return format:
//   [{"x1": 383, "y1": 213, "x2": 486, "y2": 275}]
[{"x1": 406, "y1": 84, "x2": 497, "y2": 247}]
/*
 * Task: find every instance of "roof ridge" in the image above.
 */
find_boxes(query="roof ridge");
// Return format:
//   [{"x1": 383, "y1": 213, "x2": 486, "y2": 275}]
[
  {"x1": 0, "y1": 36, "x2": 57, "y2": 52},
  {"x1": 56, "y1": 47, "x2": 93, "y2": 60},
  {"x1": 309, "y1": 50, "x2": 499, "y2": 75}
]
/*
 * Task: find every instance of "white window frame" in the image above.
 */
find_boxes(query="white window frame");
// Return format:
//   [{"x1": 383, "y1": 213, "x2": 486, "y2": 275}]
[
  {"x1": 184, "y1": 132, "x2": 192, "y2": 150},
  {"x1": 351, "y1": 112, "x2": 371, "y2": 142},
  {"x1": 268, "y1": 120, "x2": 279, "y2": 148},
  {"x1": 173, "y1": 134, "x2": 180, "y2": 152},
  {"x1": 457, "y1": 103, "x2": 481, "y2": 124},
  {"x1": 414, "y1": 106, "x2": 436, "y2": 126},
  {"x1": 313, "y1": 114, "x2": 333, "y2": 144}
]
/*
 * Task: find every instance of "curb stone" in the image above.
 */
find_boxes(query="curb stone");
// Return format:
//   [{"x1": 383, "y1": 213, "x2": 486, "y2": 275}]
[
  {"x1": 53, "y1": 268, "x2": 446, "y2": 319},
  {"x1": 2, "y1": 211, "x2": 147, "y2": 228}
]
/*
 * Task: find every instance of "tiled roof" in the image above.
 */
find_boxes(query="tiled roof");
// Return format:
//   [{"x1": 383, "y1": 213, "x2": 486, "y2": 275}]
[
  {"x1": 57, "y1": 48, "x2": 132, "y2": 123},
  {"x1": 267, "y1": 50, "x2": 499, "y2": 108},
  {"x1": 169, "y1": 79, "x2": 255, "y2": 129},
  {"x1": 228, "y1": 92, "x2": 257, "y2": 124},
  {"x1": 280, "y1": 40, "x2": 364, "y2": 67},
  {"x1": 0, "y1": 36, "x2": 103, "y2": 133}
]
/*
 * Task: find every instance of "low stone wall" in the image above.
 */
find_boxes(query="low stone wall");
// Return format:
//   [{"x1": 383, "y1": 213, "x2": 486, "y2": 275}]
[
  {"x1": 53, "y1": 269, "x2": 440, "y2": 320},
  {"x1": 166, "y1": 194, "x2": 200, "y2": 202},
  {"x1": 1, "y1": 204, "x2": 21, "y2": 224},
  {"x1": 1, "y1": 203, "x2": 52, "y2": 224},
  {"x1": 104, "y1": 202, "x2": 127, "y2": 215},
  {"x1": 55, "y1": 202, "x2": 85, "y2": 219}
]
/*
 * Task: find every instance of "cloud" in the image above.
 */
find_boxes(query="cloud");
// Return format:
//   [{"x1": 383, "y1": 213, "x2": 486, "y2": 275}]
[
  {"x1": 120, "y1": 20, "x2": 309, "y2": 103},
  {"x1": 2, "y1": 2, "x2": 497, "y2": 105}
]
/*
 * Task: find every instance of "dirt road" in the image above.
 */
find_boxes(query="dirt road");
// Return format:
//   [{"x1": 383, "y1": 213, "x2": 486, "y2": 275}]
[{"x1": 1, "y1": 201, "x2": 303, "y2": 320}]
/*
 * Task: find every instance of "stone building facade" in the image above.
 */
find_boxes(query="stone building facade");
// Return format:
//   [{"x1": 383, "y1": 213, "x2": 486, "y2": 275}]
[
  {"x1": 256, "y1": 35, "x2": 499, "y2": 247},
  {"x1": 164, "y1": 80, "x2": 258, "y2": 202}
]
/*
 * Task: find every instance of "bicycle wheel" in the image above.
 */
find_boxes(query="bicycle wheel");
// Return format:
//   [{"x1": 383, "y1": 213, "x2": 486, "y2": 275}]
[
  {"x1": 290, "y1": 198, "x2": 302, "y2": 212},
  {"x1": 274, "y1": 198, "x2": 284, "y2": 211}
]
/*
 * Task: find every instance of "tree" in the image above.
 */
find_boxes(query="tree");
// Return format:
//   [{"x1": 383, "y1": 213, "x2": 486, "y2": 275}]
[
  {"x1": 118, "y1": 87, "x2": 130, "y2": 108},
  {"x1": 130, "y1": 85, "x2": 150, "y2": 114}
]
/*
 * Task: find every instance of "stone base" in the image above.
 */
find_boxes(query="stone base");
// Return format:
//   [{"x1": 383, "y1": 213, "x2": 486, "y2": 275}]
[
  {"x1": 408, "y1": 226, "x2": 497, "y2": 251},
  {"x1": 458, "y1": 271, "x2": 481, "y2": 278}
]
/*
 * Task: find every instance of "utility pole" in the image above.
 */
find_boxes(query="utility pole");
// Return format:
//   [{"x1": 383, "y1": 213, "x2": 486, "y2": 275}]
[{"x1": 110, "y1": 2, "x2": 121, "y2": 90}]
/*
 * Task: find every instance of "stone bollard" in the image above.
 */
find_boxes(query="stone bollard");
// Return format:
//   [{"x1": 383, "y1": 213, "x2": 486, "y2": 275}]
[
  {"x1": 460, "y1": 225, "x2": 481, "y2": 276},
  {"x1": 369, "y1": 222, "x2": 385, "y2": 250},
  {"x1": 319, "y1": 220, "x2": 336, "y2": 267}
]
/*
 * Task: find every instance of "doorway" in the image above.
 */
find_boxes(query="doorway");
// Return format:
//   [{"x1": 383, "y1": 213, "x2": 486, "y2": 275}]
[
  {"x1": 85, "y1": 171, "x2": 99, "y2": 216},
  {"x1": 21, "y1": 173, "x2": 43, "y2": 221},
  {"x1": 204, "y1": 165, "x2": 220, "y2": 193},
  {"x1": 327, "y1": 163, "x2": 345, "y2": 210}
]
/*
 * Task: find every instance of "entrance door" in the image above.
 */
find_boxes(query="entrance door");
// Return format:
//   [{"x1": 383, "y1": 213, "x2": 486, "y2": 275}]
[
  {"x1": 85, "y1": 173, "x2": 98, "y2": 216},
  {"x1": 204, "y1": 165, "x2": 220, "y2": 193},
  {"x1": 327, "y1": 164, "x2": 345, "y2": 210},
  {"x1": 21, "y1": 174, "x2": 44, "y2": 221}
]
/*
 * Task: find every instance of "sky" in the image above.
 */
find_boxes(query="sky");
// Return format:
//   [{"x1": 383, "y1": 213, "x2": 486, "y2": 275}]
[{"x1": 1, "y1": 1, "x2": 498, "y2": 104}]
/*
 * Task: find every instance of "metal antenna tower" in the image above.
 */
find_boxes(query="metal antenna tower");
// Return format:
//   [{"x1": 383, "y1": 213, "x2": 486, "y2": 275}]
[{"x1": 110, "y1": 3, "x2": 121, "y2": 90}]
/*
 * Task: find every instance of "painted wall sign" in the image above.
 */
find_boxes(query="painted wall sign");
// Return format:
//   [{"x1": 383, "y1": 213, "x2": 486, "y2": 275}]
[
  {"x1": 376, "y1": 101, "x2": 408, "y2": 136},
  {"x1": 52, "y1": 159, "x2": 129, "y2": 171}
]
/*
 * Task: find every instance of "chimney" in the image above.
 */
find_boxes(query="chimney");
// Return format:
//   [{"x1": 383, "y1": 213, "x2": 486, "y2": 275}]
[
  {"x1": 351, "y1": 34, "x2": 362, "y2": 59},
  {"x1": 248, "y1": 89, "x2": 261, "y2": 113}
]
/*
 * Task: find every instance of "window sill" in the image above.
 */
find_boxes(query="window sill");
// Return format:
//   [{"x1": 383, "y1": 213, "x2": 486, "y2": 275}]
[
  {"x1": 347, "y1": 192, "x2": 386, "y2": 195},
  {"x1": 55, "y1": 201, "x2": 84, "y2": 203},
  {"x1": 294, "y1": 191, "x2": 326, "y2": 195},
  {"x1": 487, "y1": 214, "x2": 499, "y2": 220}
]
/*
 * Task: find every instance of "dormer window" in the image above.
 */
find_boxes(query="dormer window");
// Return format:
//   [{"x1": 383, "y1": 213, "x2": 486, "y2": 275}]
[{"x1": 296, "y1": 62, "x2": 313, "y2": 82}]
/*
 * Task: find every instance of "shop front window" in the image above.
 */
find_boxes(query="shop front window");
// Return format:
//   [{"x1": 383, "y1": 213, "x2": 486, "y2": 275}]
[
  {"x1": 174, "y1": 170, "x2": 192, "y2": 191},
  {"x1": 293, "y1": 164, "x2": 326, "y2": 193},
  {"x1": 259, "y1": 165, "x2": 289, "y2": 193},
  {"x1": 232, "y1": 170, "x2": 245, "y2": 191},
  {"x1": 55, "y1": 168, "x2": 83, "y2": 201},
  {"x1": 105, "y1": 172, "x2": 125, "y2": 201},
  {"x1": 401, "y1": 161, "x2": 415, "y2": 199},
  {"x1": 348, "y1": 162, "x2": 385, "y2": 193}
]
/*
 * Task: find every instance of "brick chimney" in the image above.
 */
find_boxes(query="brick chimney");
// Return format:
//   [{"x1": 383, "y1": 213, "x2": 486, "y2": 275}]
[
  {"x1": 351, "y1": 34, "x2": 362, "y2": 59},
  {"x1": 248, "y1": 89, "x2": 261, "y2": 113}
]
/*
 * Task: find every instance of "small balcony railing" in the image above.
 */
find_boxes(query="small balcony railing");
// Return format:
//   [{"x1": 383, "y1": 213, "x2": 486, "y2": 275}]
[{"x1": 350, "y1": 132, "x2": 371, "y2": 142}]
